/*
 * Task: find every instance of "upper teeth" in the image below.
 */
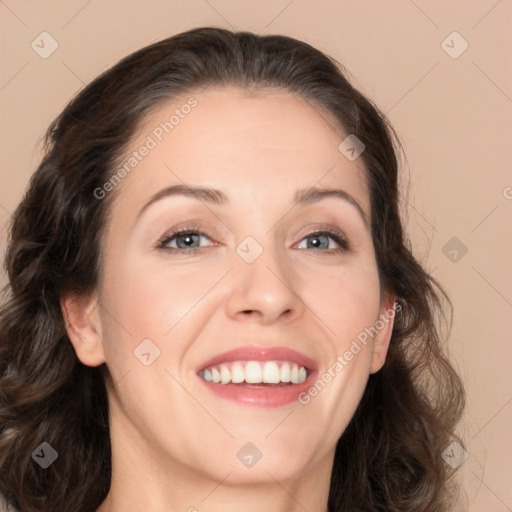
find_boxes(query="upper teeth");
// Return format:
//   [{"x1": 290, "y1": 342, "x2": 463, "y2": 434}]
[{"x1": 200, "y1": 361, "x2": 308, "y2": 385}]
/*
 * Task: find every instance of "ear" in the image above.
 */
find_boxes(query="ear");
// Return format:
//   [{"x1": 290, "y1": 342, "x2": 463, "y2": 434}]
[
  {"x1": 60, "y1": 291, "x2": 106, "y2": 367},
  {"x1": 369, "y1": 293, "x2": 398, "y2": 374}
]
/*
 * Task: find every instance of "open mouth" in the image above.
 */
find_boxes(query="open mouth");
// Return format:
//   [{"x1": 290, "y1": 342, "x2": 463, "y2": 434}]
[
  {"x1": 198, "y1": 360, "x2": 309, "y2": 386},
  {"x1": 196, "y1": 346, "x2": 317, "y2": 407}
]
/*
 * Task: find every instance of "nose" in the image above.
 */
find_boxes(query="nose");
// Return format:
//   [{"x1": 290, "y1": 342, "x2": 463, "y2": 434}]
[{"x1": 224, "y1": 243, "x2": 305, "y2": 325}]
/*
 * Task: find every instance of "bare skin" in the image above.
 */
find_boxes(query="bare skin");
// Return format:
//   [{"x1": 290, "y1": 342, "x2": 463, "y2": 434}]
[{"x1": 62, "y1": 86, "x2": 396, "y2": 512}]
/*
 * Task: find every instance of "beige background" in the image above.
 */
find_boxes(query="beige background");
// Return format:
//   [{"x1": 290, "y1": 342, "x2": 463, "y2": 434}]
[{"x1": 1, "y1": 1, "x2": 511, "y2": 510}]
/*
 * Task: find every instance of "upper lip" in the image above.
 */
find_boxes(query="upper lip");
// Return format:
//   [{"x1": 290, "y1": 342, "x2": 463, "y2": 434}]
[{"x1": 197, "y1": 345, "x2": 318, "y2": 373}]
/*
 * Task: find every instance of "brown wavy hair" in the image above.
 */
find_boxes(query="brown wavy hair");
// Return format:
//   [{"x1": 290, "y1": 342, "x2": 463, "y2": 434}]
[{"x1": 0, "y1": 27, "x2": 465, "y2": 511}]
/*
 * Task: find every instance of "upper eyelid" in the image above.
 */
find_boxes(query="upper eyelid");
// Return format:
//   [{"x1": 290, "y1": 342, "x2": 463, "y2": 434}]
[
  {"x1": 158, "y1": 225, "x2": 348, "y2": 250},
  {"x1": 159, "y1": 228, "x2": 212, "y2": 245}
]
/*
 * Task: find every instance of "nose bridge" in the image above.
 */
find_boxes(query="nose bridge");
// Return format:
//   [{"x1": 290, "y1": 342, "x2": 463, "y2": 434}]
[{"x1": 224, "y1": 232, "x2": 303, "y2": 323}]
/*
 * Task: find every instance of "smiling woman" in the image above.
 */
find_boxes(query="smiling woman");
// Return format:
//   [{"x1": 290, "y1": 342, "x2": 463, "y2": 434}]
[{"x1": 0, "y1": 27, "x2": 465, "y2": 512}]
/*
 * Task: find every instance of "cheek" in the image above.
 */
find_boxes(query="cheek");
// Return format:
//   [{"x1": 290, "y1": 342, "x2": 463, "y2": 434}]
[
  {"x1": 98, "y1": 255, "x2": 228, "y2": 376},
  {"x1": 299, "y1": 255, "x2": 382, "y2": 343},
  {"x1": 296, "y1": 255, "x2": 381, "y2": 421},
  {"x1": 101, "y1": 252, "x2": 214, "y2": 332}
]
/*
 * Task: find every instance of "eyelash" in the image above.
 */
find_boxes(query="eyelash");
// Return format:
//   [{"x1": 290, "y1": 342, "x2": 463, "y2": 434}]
[{"x1": 157, "y1": 225, "x2": 350, "y2": 256}]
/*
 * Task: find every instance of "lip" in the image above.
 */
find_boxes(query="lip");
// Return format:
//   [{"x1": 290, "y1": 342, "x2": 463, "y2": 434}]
[{"x1": 197, "y1": 345, "x2": 318, "y2": 408}]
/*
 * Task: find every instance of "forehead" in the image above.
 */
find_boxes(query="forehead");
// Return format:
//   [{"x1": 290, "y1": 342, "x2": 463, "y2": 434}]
[
  {"x1": 109, "y1": 85, "x2": 370, "y2": 220},
  {"x1": 137, "y1": 85, "x2": 350, "y2": 160}
]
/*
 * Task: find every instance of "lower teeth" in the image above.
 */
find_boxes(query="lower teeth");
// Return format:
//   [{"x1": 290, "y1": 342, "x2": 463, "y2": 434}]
[{"x1": 231, "y1": 382, "x2": 292, "y2": 387}]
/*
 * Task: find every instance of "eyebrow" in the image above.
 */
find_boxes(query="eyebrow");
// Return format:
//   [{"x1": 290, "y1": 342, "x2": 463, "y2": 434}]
[{"x1": 137, "y1": 184, "x2": 369, "y2": 227}]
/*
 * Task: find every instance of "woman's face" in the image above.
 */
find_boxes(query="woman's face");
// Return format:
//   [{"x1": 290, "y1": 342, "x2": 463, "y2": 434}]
[{"x1": 67, "y1": 86, "x2": 395, "y2": 486}]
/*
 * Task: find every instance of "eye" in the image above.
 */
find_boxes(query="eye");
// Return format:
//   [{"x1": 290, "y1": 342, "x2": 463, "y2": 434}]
[
  {"x1": 157, "y1": 227, "x2": 214, "y2": 254},
  {"x1": 156, "y1": 226, "x2": 350, "y2": 255},
  {"x1": 296, "y1": 228, "x2": 350, "y2": 254}
]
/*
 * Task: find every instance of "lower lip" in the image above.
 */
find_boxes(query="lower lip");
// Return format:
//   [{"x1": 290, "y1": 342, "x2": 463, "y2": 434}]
[{"x1": 198, "y1": 371, "x2": 317, "y2": 408}]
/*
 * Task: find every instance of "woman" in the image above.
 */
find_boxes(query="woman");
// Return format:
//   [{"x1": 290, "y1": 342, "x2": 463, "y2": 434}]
[{"x1": 0, "y1": 27, "x2": 465, "y2": 511}]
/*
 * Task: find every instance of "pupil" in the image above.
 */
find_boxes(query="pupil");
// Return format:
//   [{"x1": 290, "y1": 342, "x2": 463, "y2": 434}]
[
  {"x1": 309, "y1": 235, "x2": 326, "y2": 249},
  {"x1": 180, "y1": 234, "x2": 197, "y2": 247}
]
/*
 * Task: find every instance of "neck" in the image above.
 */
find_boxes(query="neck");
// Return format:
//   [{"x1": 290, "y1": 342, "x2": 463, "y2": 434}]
[
  {"x1": 98, "y1": 475, "x2": 331, "y2": 512},
  {"x1": 97, "y1": 420, "x2": 332, "y2": 512}
]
